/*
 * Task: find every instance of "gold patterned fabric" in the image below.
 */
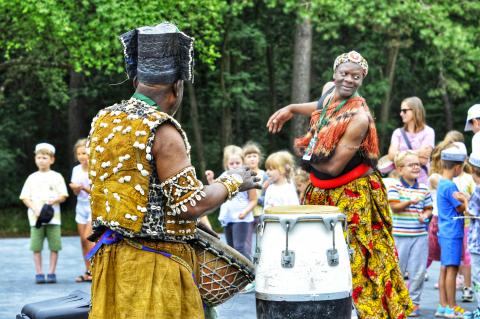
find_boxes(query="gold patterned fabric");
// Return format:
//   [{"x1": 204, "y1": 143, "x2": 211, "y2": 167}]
[
  {"x1": 89, "y1": 240, "x2": 204, "y2": 319},
  {"x1": 303, "y1": 171, "x2": 413, "y2": 319},
  {"x1": 87, "y1": 98, "x2": 198, "y2": 240}
]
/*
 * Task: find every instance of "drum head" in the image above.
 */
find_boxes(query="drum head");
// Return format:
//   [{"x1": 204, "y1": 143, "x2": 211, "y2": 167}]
[{"x1": 264, "y1": 205, "x2": 341, "y2": 215}]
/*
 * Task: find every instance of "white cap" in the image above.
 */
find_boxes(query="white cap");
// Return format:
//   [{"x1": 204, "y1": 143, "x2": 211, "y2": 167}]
[
  {"x1": 441, "y1": 142, "x2": 467, "y2": 162},
  {"x1": 470, "y1": 151, "x2": 480, "y2": 168},
  {"x1": 465, "y1": 104, "x2": 480, "y2": 131},
  {"x1": 35, "y1": 143, "x2": 55, "y2": 155}
]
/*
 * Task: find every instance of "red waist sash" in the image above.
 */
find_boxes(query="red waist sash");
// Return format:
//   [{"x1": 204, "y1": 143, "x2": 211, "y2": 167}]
[{"x1": 310, "y1": 163, "x2": 371, "y2": 189}]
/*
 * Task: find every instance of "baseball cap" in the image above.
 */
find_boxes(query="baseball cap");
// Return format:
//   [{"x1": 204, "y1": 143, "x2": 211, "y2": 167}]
[
  {"x1": 441, "y1": 142, "x2": 467, "y2": 162},
  {"x1": 470, "y1": 151, "x2": 480, "y2": 168},
  {"x1": 465, "y1": 104, "x2": 480, "y2": 131},
  {"x1": 35, "y1": 204, "x2": 54, "y2": 228}
]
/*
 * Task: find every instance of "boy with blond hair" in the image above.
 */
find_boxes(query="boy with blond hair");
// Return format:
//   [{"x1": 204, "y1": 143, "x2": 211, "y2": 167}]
[
  {"x1": 388, "y1": 150, "x2": 433, "y2": 317},
  {"x1": 19, "y1": 143, "x2": 68, "y2": 284}
]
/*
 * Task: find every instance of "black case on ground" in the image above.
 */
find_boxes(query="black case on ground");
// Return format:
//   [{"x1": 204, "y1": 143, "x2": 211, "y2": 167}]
[{"x1": 16, "y1": 290, "x2": 89, "y2": 319}]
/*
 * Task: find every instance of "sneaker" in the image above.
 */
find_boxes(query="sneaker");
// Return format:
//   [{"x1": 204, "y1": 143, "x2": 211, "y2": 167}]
[
  {"x1": 436, "y1": 305, "x2": 446, "y2": 317},
  {"x1": 240, "y1": 281, "x2": 255, "y2": 294},
  {"x1": 35, "y1": 274, "x2": 45, "y2": 284},
  {"x1": 462, "y1": 287, "x2": 474, "y2": 302},
  {"x1": 46, "y1": 273, "x2": 57, "y2": 284},
  {"x1": 471, "y1": 308, "x2": 480, "y2": 319},
  {"x1": 444, "y1": 305, "x2": 472, "y2": 319},
  {"x1": 408, "y1": 305, "x2": 420, "y2": 317}
]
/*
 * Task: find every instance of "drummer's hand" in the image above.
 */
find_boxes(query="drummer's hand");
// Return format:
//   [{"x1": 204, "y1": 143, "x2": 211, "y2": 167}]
[
  {"x1": 226, "y1": 167, "x2": 261, "y2": 192},
  {"x1": 267, "y1": 105, "x2": 293, "y2": 134}
]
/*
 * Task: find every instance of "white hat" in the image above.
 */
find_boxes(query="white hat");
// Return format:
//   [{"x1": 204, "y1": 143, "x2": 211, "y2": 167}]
[
  {"x1": 441, "y1": 142, "x2": 467, "y2": 162},
  {"x1": 35, "y1": 143, "x2": 56, "y2": 155},
  {"x1": 470, "y1": 152, "x2": 480, "y2": 168},
  {"x1": 465, "y1": 104, "x2": 480, "y2": 131}
]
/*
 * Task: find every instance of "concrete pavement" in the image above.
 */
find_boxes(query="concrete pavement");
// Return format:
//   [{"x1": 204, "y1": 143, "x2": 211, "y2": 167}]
[{"x1": 1, "y1": 236, "x2": 477, "y2": 318}]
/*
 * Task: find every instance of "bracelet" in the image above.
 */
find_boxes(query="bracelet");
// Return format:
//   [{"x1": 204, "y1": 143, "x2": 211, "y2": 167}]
[{"x1": 214, "y1": 175, "x2": 241, "y2": 200}]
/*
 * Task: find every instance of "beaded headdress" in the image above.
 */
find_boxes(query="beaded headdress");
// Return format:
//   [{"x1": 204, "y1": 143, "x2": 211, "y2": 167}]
[
  {"x1": 119, "y1": 22, "x2": 194, "y2": 84},
  {"x1": 333, "y1": 51, "x2": 368, "y2": 77}
]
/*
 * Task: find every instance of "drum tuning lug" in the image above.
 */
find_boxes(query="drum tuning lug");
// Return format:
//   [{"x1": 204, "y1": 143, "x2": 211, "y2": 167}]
[
  {"x1": 281, "y1": 250, "x2": 295, "y2": 268},
  {"x1": 327, "y1": 248, "x2": 339, "y2": 266}
]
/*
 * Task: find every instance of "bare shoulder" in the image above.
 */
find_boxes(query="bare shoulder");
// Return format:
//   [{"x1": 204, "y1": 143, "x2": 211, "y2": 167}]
[
  {"x1": 152, "y1": 122, "x2": 191, "y2": 180},
  {"x1": 349, "y1": 110, "x2": 370, "y2": 130},
  {"x1": 153, "y1": 122, "x2": 185, "y2": 152}
]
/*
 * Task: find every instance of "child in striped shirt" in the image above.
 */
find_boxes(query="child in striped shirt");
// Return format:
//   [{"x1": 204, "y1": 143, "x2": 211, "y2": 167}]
[{"x1": 388, "y1": 150, "x2": 433, "y2": 317}]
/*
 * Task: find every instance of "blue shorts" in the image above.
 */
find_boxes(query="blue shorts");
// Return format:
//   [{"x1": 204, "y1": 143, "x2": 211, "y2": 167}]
[{"x1": 439, "y1": 237, "x2": 463, "y2": 266}]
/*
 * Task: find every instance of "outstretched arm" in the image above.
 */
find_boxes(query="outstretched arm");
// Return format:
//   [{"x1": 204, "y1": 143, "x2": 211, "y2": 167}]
[
  {"x1": 310, "y1": 111, "x2": 370, "y2": 176},
  {"x1": 266, "y1": 102, "x2": 317, "y2": 133},
  {"x1": 267, "y1": 82, "x2": 335, "y2": 134}
]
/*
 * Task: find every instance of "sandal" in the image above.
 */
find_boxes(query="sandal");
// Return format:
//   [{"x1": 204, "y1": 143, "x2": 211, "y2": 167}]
[{"x1": 75, "y1": 271, "x2": 92, "y2": 283}]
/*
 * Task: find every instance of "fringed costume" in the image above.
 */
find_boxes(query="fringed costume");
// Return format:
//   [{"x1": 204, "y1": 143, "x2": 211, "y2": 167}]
[{"x1": 297, "y1": 70, "x2": 413, "y2": 317}]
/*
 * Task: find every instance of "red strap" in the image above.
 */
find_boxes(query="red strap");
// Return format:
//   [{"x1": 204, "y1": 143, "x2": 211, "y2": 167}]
[{"x1": 310, "y1": 163, "x2": 371, "y2": 189}]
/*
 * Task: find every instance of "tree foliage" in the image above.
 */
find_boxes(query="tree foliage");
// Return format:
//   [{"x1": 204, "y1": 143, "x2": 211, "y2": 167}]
[{"x1": 0, "y1": 0, "x2": 479, "y2": 208}]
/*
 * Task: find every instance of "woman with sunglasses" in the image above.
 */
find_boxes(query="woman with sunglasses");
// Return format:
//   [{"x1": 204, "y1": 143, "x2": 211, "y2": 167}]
[{"x1": 388, "y1": 96, "x2": 435, "y2": 184}]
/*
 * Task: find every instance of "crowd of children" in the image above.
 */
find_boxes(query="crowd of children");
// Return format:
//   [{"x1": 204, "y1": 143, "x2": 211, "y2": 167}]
[{"x1": 383, "y1": 103, "x2": 480, "y2": 318}]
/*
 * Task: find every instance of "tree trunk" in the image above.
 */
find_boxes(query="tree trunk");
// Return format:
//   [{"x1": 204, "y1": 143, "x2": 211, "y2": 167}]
[
  {"x1": 220, "y1": 21, "x2": 232, "y2": 148},
  {"x1": 68, "y1": 70, "x2": 88, "y2": 165},
  {"x1": 290, "y1": 17, "x2": 312, "y2": 147},
  {"x1": 266, "y1": 44, "x2": 278, "y2": 150},
  {"x1": 439, "y1": 69, "x2": 453, "y2": 131},
  {"x1": 186, "y1": 82, "x2": 206, "y2": 180},
  {"x1": 379, "y1": 42, "x2": 400, "y2": 153}
]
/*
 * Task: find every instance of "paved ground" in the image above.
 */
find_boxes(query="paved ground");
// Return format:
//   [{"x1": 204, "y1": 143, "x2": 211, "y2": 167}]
[{"x1": 1, "y1": 236, "x2": 477, "y2": 318}]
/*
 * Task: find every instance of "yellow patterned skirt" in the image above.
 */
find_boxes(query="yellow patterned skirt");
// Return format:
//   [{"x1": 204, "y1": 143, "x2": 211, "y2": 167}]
[
  {"x1": 89, "y1": 240, "x2": 204, "y2": 319},
  {"x1": 303, "y1": 171, "x2": 413, "y2": 319}
]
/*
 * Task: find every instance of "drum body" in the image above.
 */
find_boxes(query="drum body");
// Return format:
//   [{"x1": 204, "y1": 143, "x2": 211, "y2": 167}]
[
  {"x1": 255, "y1": 205, "x2": 352, "y2": 319},
  {"x1": 191, "y1": 229, "x2": 255, "y2": 307}
]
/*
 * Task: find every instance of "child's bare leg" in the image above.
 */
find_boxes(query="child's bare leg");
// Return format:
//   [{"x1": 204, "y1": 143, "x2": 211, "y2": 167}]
[
  {"x1": 461, "y1": 264, "x2": 472, "y2": 287},
  {"x1": 48, "y1": 251, "x2": 58, "y2": 274},
  {"x1": 78, "y1": 223, "x2": 93, "y2": 271},
  {"x1": 33, "y1": 251, "x2": 42, "y2": 274},
  {"x1": 446, "y1": 266, "x2": 459, "y2": 307},
  {"x1": 439, "y1": 265, "x2": 447, "y2": 306}
]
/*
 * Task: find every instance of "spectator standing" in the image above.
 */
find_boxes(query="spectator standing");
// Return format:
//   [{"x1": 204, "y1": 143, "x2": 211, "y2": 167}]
[
  {"x1": 69, "y1": 138, "x2": 94, "y2": 282},
  {"x1": 19, "y1": 143, "x2": 68, "y2": 284},
  {"x1": 263, "y1": 151, "x2": 299, "y2": 209},
  {"x1": 388, "y1": 151, "x2": 433, "y2": 317},
  {"x1": 465, "y1": 104, "x2": 480, "y2": 154},
  {"x1": 208, "y1": 145, "x2": 257, "y2": 260},
  {"x1": 467, "y1": 152, "x2": 480, "y2": 318},
  {"x1": 242, "y1": 141, "x2": 268, "y2": 227},
  {"x1": 436, "y1": 142, "x2": 471, "y2": 318},
  {"x1": 388, "y1": 97, "x2": 435, "y2": 184}
]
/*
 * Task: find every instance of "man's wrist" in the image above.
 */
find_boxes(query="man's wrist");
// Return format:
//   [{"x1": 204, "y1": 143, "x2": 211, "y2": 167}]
[{"x1": 215, "y1": 175, "x2": 241, "y2": 200}]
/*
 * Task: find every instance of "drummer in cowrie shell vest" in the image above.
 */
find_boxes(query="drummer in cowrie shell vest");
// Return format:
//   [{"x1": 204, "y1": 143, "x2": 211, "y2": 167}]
[
  {"x1": 86, "y1": 22, "x2": 260, "y2": 319},
  {"x1": 267, "y1": 51, "x2": 413, "y2": 319}
]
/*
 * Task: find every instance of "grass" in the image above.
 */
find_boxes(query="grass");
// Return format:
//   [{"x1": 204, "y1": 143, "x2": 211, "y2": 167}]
[
  {"x1": 0, "y1": 206, "x2": 79, "y2": 238},
  {"x1": 0, "y1": 206, "x2": 222, "y2": 238}
]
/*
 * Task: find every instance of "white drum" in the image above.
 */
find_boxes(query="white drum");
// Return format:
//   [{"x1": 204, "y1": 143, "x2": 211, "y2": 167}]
[{"x1": 254, "y1": 205, "x2": 352, "y2": 319}]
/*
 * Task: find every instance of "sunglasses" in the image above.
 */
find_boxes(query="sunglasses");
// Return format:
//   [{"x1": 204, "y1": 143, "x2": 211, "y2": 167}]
[{"x1": 400, "y1": 108, "x2": 412, "y2": 114}]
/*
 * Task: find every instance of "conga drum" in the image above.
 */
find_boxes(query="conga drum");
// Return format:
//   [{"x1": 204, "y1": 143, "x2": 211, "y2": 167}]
[{"x1": 254, "y1": 205, "x2": 352, "y2": 319}]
